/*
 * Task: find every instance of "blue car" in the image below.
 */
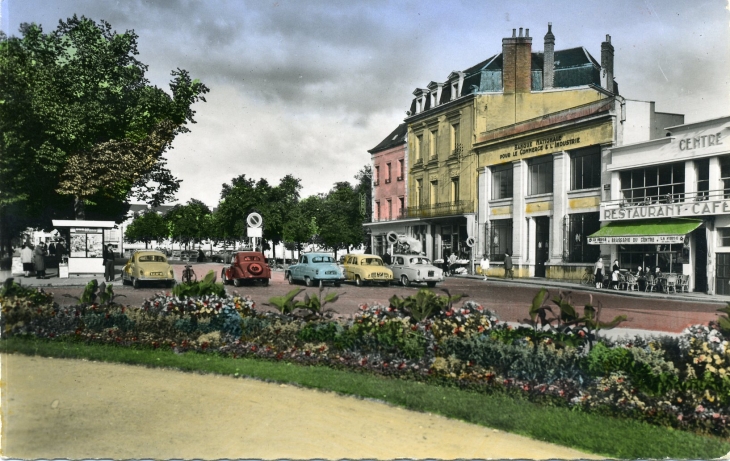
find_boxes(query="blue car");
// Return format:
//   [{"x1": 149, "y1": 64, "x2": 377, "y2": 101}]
[{"x1": 285, "y1": 253, "x2": 345, "y2": 287}]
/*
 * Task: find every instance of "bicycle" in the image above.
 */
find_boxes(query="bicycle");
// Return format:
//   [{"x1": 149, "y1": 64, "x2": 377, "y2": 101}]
[
  {"x1": 182, "y1": 264, "x2": 197, "y2": 284},
  {"x1": 580, "y1": 269, "x2": 595, "y2": 286}
]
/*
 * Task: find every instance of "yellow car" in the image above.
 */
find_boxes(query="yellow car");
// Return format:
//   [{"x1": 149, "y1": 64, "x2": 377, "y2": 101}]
[
  {"x1": 122, "y1": 250, "x2": 176, "y2": 289},
  {"x1": 342, "y1": 253, "x2": 393, "y2": 286}
]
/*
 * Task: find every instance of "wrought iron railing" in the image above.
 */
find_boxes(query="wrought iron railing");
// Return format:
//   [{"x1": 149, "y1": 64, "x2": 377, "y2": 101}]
[
  {"x1": 602, "y1": 188, "x2": 729, "y2": 209},
  {"x1": 449, "y1": 143, "x2": 463, "y2": 159},
  {"x1": 406, "y1": 200, "x2": 474, "y2": 218}
]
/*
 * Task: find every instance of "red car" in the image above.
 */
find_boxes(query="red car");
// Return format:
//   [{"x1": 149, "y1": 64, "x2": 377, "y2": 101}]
[{"x1": 221, "y1": 251, "x2": 271, "y2": 286}]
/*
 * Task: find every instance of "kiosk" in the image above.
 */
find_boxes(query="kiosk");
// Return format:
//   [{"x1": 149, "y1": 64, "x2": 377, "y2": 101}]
[{"x1": 52, "y1": 220, "x2": 116, "y2": 276}]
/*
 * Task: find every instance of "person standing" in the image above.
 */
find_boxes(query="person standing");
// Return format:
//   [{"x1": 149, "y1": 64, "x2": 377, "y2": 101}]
[
  {"x1": 448, "y1": 252, "x2": 457, "y2": 275},
  {"x1": 33, "y1": 242, "x2": 47, "y2": 279},
  {"x1": 103, "y1": 244, "x2": 115, "y2": 282},
  {"x1": 594, "y1": 257, "x2": 604, "y2": 289},
  {"x1": 504, "y1": 250, "x2": 514, "y2": 280},
  {"x1": 20, "y1": 244, "x2": 33, "y2": 277},
  {"x1": 480, "y1": 254, "x2": 490, "y2": 281}
]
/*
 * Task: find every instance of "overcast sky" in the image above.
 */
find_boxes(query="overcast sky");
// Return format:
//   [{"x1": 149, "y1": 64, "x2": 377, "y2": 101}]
[{"x1": 3, "y1": 0, "x2": 729, "y2": 209}]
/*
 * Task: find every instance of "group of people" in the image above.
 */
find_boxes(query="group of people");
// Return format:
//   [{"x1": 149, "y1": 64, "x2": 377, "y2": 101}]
[
  {"x1": 479, "y1": 250, "x2": 513, "y2": 281},
  {"x1": 20, "y1": 241, "x2": 56, "y2": 279},
  {"x1": 594, "y1": 257, "x2": 666, "y2": 291}
]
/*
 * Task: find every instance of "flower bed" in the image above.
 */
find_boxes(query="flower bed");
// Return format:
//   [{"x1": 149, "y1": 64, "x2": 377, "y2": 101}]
[{"x1": 1, "y1": 279, "x2": 729, "y2": 437}]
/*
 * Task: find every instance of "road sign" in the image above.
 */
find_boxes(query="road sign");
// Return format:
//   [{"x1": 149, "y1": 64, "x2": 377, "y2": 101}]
[{"x1": 247, "y1": 212, "x2": 263, "y2": 228}]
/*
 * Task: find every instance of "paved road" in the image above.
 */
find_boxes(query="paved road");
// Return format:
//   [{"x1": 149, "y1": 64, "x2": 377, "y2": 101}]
[{"x1": 26, "y1": 266, "x2": 724, "y2": 333}]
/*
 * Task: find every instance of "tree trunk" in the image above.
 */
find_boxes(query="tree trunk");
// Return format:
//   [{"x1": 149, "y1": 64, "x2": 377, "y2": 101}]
[{"x1": 74, "y1": 196, "x2": 85, "y2": 220}]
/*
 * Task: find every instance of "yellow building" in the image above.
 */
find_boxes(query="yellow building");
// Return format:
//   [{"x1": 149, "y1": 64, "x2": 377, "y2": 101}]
[{"x1": 403, "y1": 24, "x2": 682, "y2": 279}]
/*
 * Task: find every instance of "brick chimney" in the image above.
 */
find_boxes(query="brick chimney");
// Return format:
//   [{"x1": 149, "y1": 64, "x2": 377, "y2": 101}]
[
  {"x1": 502, "y1": 27, "x2": 532, "y2": 94},
  {"x1": 600, "y1": 34, "x2": 614, "y2": 93},
  {"x1": 543, "y1": 23, "x2": 555, "y2": 89}
]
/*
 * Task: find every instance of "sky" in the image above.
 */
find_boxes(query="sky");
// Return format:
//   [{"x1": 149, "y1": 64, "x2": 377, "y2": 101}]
[{"x1": 2, "y1": 0, "x2": 729, "y2": 210}]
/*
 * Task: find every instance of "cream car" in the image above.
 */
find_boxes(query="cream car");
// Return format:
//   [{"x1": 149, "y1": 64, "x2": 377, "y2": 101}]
[
  {"x1": 342, "y1": 254, "x2": 393, "y2": 286},
  {"x1": 122, "y1": 250, "x2": 176, "y2": 289}
]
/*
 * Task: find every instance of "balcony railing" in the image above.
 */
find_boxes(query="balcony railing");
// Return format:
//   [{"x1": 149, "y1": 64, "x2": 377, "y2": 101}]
[
  {"x1": 372, "y1": 209, "x2": 409, "y2": 222},
  {"x1": 406, "y1": 200, "x2": 474, "y2": 218},
  {"x1": 449, "y1": 143, "x2": 463, "y2": 159},
  {"x1": 604, "y1": 189, "x2": 730, "y2": 209}
]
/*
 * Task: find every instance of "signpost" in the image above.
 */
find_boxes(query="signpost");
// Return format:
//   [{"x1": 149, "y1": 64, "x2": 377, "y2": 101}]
[{"x1": 247, "y1": 212, "x2": 263, "y2": 251}]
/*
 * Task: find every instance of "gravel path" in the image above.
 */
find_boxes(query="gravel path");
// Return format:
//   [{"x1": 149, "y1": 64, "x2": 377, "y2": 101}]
[{"x1": 1, "y1": 353, "x2": 602, "y2": 459}]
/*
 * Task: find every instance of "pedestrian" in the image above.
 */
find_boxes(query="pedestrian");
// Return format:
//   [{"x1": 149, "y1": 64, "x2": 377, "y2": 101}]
[
  {"x1": 103, "y1": 244, "x2": 115, "y2": 282},
  {"x1": 20, "y1": 244, "x2": 33, "y2": 277},
  {"x1": 612, "y1": 259, "x2": 620, "y2": 274},
  {"x1": 480, "y1": 254, "x2": 490, "y2": 281},
  {"x1": 504, "y1": 250, "x2": 514, "y2": 279},
  {"x1": 56, "y1": 240, "x2": 67, "y2": 260},
  {"x1": 448, "y1": 252, "x2": 457, "y2": 276},
  {"x1": 49, "y1": 241, "x2": 57, "y2": 257},
  {"x1": 610, "y1": 267, "x2": 620, "y2": 290},
  {"x1": 197, "y1": 248, "x2": 206, "y2": 262},
  {"x1": 34, "y1": 242, "x2": 47, "y2": 279},
  {"x1": 382, "y1": 252, "x2": 392, "y2": 265},
  {"x1": 594, "y1": 257, "x2": 604, "y2": 289}
]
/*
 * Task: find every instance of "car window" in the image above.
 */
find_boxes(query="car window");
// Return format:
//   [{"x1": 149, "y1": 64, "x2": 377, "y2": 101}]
[
  {"x1": 312, "y1": 256, "x2": 335, "y2": 263},
  {"x1": 302, "y1": 256, "x2": 308, "y2": 264},
  {"x1": 362, "y1": 258, "x2": 383, "y2": 266},
  {"x1": 396, "y1": 257, "x2": 404, "y2": 265},
  {"x1": 347, "y1": 257, "x2": 356, "y2": 265},
  {"x1": 138, "y1": 255, "x2": 166, "y2": 263}
]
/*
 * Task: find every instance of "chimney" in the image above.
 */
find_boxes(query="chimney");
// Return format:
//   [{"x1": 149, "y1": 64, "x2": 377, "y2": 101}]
[
  {"x1": 502, "y1": 26, "x2": 533, "y2": 94},
  {"x1": 543, "y1": 23, "x2": 555, "y2": 89},
  {"x1": 601, "y1": 34, "x2": 614, "y2": 92}
]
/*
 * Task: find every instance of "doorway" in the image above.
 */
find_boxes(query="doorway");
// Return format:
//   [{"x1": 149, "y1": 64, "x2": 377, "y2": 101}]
[
  {"x1": 534, "y1": 217, "x2": 550, "y2": 278},
  {"x1": 695, "y1": 230, "x2": 708, "y2": 293}
]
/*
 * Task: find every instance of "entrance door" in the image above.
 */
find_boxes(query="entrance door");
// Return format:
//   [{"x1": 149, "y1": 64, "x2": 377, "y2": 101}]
[
  {"x1": 716, "y1": 253, "x2": 730, "y2": 295},
  {"x1": 695, "y1": 230, "x2": 708, "y2": 293},
  {"x1": 535, "y1": 217, "x2": 550, "y2": 278}
]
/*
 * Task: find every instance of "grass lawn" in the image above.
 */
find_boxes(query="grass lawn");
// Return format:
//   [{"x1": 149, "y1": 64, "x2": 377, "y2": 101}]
[{"x1": 3, "y1": 337, "x2": 729, "y2": 459}]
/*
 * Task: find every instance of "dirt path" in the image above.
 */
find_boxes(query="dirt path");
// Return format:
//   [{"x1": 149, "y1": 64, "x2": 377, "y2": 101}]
[{"x1": 1, "y1": 353, "x2": 602, "y2": 459}]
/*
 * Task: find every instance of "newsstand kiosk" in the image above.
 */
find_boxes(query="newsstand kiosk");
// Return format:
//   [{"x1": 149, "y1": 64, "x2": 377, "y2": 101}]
[{"x1": 52, "y1": 220, "x2": 116, "y2": 277}]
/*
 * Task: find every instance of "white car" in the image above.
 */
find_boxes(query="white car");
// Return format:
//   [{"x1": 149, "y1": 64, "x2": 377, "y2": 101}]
[{"x1": 389, "y1": 254, "x2": 444, "y2": 287}]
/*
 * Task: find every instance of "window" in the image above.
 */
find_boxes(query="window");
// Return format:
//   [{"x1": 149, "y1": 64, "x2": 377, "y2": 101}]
[
  {"x1": 397, "y1": 159, "x2": 404, "y2": 180},
  {"x1": 620, "y1": 162, "x2": 685, "y2": 204},
  {"x1": 416, "y1": 179, "x2": 423, "y2": 204},
  {"x1": 431, "y1": 91, "x2": 438, "y2": 107},
  {"x1": 375, "y1": 201, "x2": 380, "y2": 220},
  {"x1": 451, "y1": 177, "x2": 460, "y2": 202},
  {"x1": 374, "y1": 165, "x2": 380, "y2": 186},
  {"x1": 697, "y1": 158, "x2": 709, "y2": 201},
  {"x1": 398, "y1": 196, "x2": 405, "y2": 218},
  {"x1": 492, "y1": 163, "x2": 513, "y2": 199},
  {"x1": 387, "y1": 199, "x2": 392, "y2": 220},
  {"x1": 415, "y1": 135, "x2": 423, "y2": 161},
  {"x1": 570, "y1": 147, "x2": 601, "y2": 190},
  {"x1": 451, "y1": 81, "x2": 459, "y2": 100},
  {"x1": 528, "y1": 155, "x2": 553, "y2": 195},
  {"x1": 385, "y1": 163, "x2": 391, "y2": 183},
  {"x1": 489, "y1": 219, "x2": 513, "y2": 262},
  {"x1": 430, "y1": 180, "x2": 438, "y2": 206},
  {"x1": 721, "y1": 156, "x2": 730, "y2": 198},
  {"x1": 567, "y1": 213, "x2": 601, "y2": 263},
  {"x1": 429, "y1": 130, "x2": 438, "y2": 158},
  {"x1": 451, "y1": 123, "x2": 461, "y2": 152},
  {"x1": 720, "y1": 228, "x2": 730, "y2": 247}
]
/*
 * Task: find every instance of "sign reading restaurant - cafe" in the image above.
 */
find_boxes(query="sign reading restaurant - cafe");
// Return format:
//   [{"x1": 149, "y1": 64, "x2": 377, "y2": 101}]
[{"x1": 601, "y1": 199, "x2": 730, "y2": 221}]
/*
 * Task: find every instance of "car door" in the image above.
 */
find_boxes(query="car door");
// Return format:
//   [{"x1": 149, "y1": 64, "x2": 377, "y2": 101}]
[
  {"x1": 293, "y1": 255, "x2": 307, "y2": 280},
  {"x1": 343, "y1": 256, "x2": 355, "y2": 280},
  {"x1": 391, "y1": 256, "x2": 404, "y2": 279}
]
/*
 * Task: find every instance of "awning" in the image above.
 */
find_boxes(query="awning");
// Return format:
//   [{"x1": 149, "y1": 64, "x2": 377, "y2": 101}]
[{"x1": 587, "y1": 218, "x2": 702, "y2": 245}]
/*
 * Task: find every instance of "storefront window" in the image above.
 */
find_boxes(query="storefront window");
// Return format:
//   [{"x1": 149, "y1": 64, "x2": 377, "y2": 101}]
[
  {"x1": 70, "y1": 228, "x2": 103, "y2": 258},
  {"x1": 528, "y1": 156, "x2": 553, "y2": 195},
  {"x1": 618, "y1": 243, "x2": 684, "y2": 274},
  {"x1": 721, "y1": 156, "x2": 730, "y2": 198},
  {"x1": 567, "y1": 212, "x2": 600, "y2": 262},
  {"x1": 570, "y1": 147, "x2": 601, "y2": 190},
  {"x1": 697, "y1": 158, "x2": 710, "y2": 201},
  {"x1": 720, "y1": 228, "x2": 730, "y2": 247},
  {"x1": 492, "y1": 163, "x2": 513, "y2": 199},
  {"x1": 619, "y1": 162, "x2": 685, "y2": 204},
  {"x1": 489, "y1": 219, "x2": 512, "y2": 262}
]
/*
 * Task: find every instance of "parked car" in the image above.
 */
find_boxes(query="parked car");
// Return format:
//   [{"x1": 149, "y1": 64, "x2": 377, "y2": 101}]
[
  {"x1": 210, "y1": 250, "x2": 235, "y2": 264},
  {"x1": 389, "y1": 254, "x2": 444, "y2": 287},
  {"x1": 285, "y1": 252, "x2": 345, "y2": 287},
  {"x1": 221, "y1": 251, "x2": 271, "y2": 286},
  {"x1": 342, "y1": 253, "x2": 393, "y2": 286},
  {"x1": 122, "y1": 250, "x2": 176, "y2": 289},
  {"x1": 180, "y1": 250, "x2": 199, "y2": 262}
]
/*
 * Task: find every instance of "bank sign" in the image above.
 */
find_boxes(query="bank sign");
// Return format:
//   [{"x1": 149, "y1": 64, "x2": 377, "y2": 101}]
[{"x1": 601, "y1": 199, "x2": 730, "y2": 221}]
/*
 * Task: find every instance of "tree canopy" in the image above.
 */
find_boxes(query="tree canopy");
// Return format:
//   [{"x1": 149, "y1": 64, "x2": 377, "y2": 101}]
[
  {"x1": 0, "y1": 16, "x2": 208, "y2": 253},
  {"x1": 124, "y1": 210, "x2": 168, "y2": 248}
]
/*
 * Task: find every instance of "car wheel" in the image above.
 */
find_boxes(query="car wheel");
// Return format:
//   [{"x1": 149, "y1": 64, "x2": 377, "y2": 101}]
[
  {"x1": 287, "y1": 273, "x2": 295, "y2": 285},
  {"x1": 261, "y1": 278, "x2": 269, "y2": 286},
  {"x1": 426, "y1": 281, "x2": 437, "y2": 288},
  {"x1": 122, "y1": 275, "x2": 131, "y2": 286},
  {"x1": 401, "y1": 275, "x2": 410, "y2": 287},
  {"x1": 305, "y1": 276, "x2": 313, "y2": 287},
  {"x1": 132, "y1": 278, "x2": 141, "y2": 289},
  {"x1": 233, "y1": 278, "x2": 242, "y2": 287},
  {"x1": 355, "y1": 275, "x2": 364, "y2": 287}
]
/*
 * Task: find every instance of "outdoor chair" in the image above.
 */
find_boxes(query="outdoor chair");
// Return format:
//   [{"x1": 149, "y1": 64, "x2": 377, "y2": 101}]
[
  {"x1": 664, "y1": 274, "x2": 678, "y2": 294},
  {"x1": 645, "y1": 274, "x2": 658, "y2": 292},
  {"x1": 679, "y1": 274, "x2": 691, "y2": 293},
  {"x1": 617, "y1": 273, "x2": 628, "y2": 290},
  {"x1": 624, "y1": 274, "x2": 639, "y2": 291}
]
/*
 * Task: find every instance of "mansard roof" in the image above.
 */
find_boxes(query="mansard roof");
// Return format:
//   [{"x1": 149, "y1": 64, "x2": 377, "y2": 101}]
[{"x1": 368, "y1": 123, "x2": 408, "y2": 154}]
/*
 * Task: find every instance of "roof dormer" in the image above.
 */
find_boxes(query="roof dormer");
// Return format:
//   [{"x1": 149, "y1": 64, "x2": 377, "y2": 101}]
[
  {"x1": 412, "y1": 88, "x2": 428, "y2": 114},
  {"x1": 427, "y1": 81, "x2": 443, "y2": 108},
  {"x1": 446, "y1": 71, "x2": 465, "y2": 101}
]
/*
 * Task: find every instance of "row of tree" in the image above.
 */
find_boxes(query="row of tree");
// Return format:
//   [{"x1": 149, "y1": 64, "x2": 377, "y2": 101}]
[{"x1": 125, "y1": 168, "x2": 372, "y2": 259}]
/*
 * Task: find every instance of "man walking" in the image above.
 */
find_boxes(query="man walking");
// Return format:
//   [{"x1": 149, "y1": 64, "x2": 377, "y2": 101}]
[
  {"x1": 480, "y1": 254, "x2": 490, "y2": 281},
  {"x1": 504, "y1": 250, "x2": 514, "y2": 280}
]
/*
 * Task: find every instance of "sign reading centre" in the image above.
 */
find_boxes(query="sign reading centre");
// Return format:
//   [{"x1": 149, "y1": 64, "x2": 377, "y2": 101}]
[
  {"x1": 602, "y1": 199, "x2": 730, "y2": 221},
  {"x1": 588, "y1": 235, "x2": 686, "y2": 245}
]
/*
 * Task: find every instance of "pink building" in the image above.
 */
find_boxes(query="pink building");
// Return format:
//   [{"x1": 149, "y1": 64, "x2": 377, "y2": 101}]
[{"x1": 365, "y1": 123, "x2": 415, "y2": 256}]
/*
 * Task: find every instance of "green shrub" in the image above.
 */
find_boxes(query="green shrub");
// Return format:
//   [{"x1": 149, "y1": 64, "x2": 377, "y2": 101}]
[{"x1": 172, "y1": 270, "x2": 226, "y2": 298}]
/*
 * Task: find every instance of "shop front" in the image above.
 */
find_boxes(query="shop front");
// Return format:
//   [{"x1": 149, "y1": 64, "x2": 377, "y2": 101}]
[
  {"x1": 601, "y1": 115, "x2": 730, "y2": 294},
  {"x1": 52, "y1": 220, "x2": 116, "y2": 276}
]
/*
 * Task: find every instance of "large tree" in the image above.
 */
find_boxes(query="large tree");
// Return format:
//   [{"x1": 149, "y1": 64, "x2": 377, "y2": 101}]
[
  {"x1": 164, "y1": 199, "x2": 212, "y2": 249},
  {"x1": 124, "y1": 210, "x2": 168, "y2": 249},
  {"x1": 0, "y1": 16, "x2": 208, "y2": 253}
]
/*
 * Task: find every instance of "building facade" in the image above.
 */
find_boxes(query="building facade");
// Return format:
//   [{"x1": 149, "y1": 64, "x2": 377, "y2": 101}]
[
  {"x1": 594, "y1": 116, "x2": 730, "y2": 294},
  {"x1": 402, "y1": 24, "x2": 682, "y2": 278}
]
